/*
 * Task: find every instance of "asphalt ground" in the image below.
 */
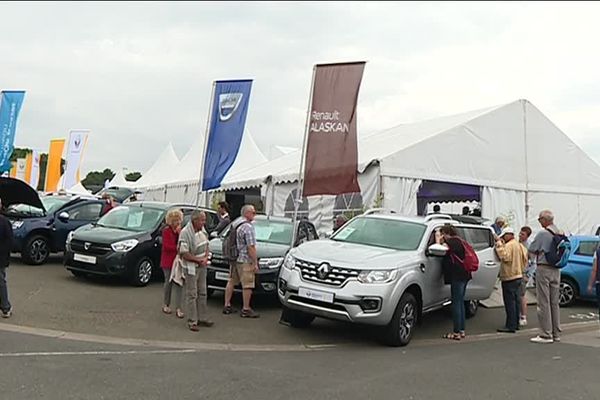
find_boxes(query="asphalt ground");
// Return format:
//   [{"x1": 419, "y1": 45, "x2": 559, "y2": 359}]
[
  {"x1": 1, "y1": 327, "x2": 600, "y2": 400},
  {"x1": 1, "y1": 255, "x2": 599, "y2": 348}
]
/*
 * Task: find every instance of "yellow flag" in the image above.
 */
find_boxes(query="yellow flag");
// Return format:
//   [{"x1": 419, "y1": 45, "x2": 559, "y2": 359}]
[
  {"x1": 45, "y1": 139, "x2": 65, "y2": 192},
  {"x1": 9, "y1": 161, "x2": 17, "y2": 177},
  {"x1": 25, "y1": 152, "x2": 33, "y2": 183}
]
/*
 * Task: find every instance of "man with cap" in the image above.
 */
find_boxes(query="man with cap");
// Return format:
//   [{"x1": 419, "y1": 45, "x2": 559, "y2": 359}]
[{"x1": 495, "y1": 226, "x2": 528, "y2": 333}]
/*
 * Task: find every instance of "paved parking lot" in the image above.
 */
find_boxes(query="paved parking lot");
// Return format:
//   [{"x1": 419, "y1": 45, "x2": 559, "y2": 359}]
[{"x1": 2, "y1": 256, "x2": 598, "y2": 348}]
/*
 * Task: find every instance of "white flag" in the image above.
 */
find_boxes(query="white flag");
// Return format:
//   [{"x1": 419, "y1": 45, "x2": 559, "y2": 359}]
[
  {"x1": 29, "y1": 150, "x2": 40, "y2": 189},
  {"x1": 15, "y1": 158, "x2": 27, "y2": 181},
  {"x1": 63, "y1": 129, "x2": 89, "y2": 189}
]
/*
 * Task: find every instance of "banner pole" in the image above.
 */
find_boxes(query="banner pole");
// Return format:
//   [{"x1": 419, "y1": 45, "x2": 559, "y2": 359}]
[
  {"x1": 196, "y1": 81, "x2": 217, "y2": 209},
  {"x1": 291, "y1": 65, "x2": 317, "y2": 247}
]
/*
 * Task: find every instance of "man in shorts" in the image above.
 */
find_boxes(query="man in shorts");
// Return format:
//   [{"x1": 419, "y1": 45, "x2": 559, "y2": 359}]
[{"x1": 223, "y1": 204, "x2": 260, "y2": 318}]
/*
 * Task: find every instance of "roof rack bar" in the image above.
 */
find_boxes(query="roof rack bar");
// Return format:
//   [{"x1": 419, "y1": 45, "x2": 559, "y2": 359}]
[
  {"x1": 362, "y1": 208, "x2": 397, "y2": 216},
  {"x1": 424, "y1": 214, "x2": 454, "y2": 222}
]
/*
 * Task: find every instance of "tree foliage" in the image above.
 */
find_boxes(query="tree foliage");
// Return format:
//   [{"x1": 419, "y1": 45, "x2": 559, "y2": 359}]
[
  {"x1": 125, "y1": 172, "x2": 141, "y2": 182},
  {"x1": 82, "y1": 169, "x2": 115, "y2": 187}
]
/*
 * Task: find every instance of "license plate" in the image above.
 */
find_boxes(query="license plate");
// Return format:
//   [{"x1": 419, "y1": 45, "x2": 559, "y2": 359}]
[
  {"x1": 215, "y1": 271, "x2": 230, "y2": 281},
  {"x1": 298, "y1": 287, "x2": 334, "y2": 303},
  {"x1": 74, "y1": 253, "x2": 96, "y2": 264}
]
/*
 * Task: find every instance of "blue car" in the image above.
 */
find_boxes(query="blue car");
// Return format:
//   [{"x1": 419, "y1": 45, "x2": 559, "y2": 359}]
[
  {"x1": 559, "y1": 235, "x2": 599, "y2": 307},
  {"x1": 2, "y1": 179, "x2": 105, "y2": 265}
]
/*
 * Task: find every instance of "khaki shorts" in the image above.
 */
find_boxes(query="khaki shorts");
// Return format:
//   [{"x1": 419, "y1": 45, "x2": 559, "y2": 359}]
[{"x1": 230, "y1": 262, "x2": 255, "y2": 289}]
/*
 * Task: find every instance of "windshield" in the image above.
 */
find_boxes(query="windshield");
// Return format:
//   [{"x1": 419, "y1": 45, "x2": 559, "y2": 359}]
[
  {"x1": 6, "y1": 203, "x2": 44, "y2": 217},
  {"x1": 96, "y1": 205, "x2": 164, "y2": 232},
  {"x1": 331, "y1": 217, "x2": 426, "y2": 251},
  {"x1": 98, "y1": 187, "x2": 134, "y2": 202},
  {"x1": 41, "y1": 196, "x2": 71, "y2": 214},
  {"x1": 254, "y1": 219, "x2": 293, "y2": 245}
]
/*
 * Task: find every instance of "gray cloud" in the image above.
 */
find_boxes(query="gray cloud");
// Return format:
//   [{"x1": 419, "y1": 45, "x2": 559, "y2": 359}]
[{"x1": 2, "y1": 1, "x2": 600, "y2": 174}]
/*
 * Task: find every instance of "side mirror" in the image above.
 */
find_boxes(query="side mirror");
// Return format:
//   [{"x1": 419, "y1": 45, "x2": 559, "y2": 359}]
[
  {"x1": 210, "y1": 231, "x2": 218, "y2": 239},
  {"x1": 155, "y1": 236, "x2": 163, "y2": 247},
  {"x1": 427, "y1": 243, "x2": 448, "y2": 257},
  {"x1": 58, "y1": 212, "x2": 70, "y2": 222}
]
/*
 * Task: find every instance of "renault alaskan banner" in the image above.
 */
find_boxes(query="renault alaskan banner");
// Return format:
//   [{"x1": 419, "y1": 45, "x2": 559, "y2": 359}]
[
  {"x1": 0, "y1": 90, "x2": 26, "y2": 173},
  {"x1": 302, "y1": 62, "x2": 365, "y2": 197},
  {"x1": 201, "y1": 80, "x2": 253, "y2": 191},
  {"x1": 62, "y1": 129, "x2": 90, "y2": 189}
]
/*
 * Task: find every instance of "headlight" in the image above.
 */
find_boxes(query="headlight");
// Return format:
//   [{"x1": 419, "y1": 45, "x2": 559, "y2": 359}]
[
  {"x1": 357, "y1": 269, "x2": 398, "y2": 284},
  {"x1": 111, "y1": 239, "x2": 139, "y2": 252},
  {"x1": 11, "y1": 221, "x2": 24, "y2": 230},
  {"x1": 282, "y1": 254, "x2": 296, "y2": 270},
  {"x1": 66, "y1": 231, "x2": 74, "y2": 244},
  {"x1": 259, "y1": 257, "x2": 284, "y2": 269}
]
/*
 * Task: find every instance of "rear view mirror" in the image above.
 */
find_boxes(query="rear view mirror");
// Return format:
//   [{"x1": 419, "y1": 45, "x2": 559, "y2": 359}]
[
  {"x1": 427, "y1": 243, "x2": 448, "y2": 257},
  {"x1": 58, "y1": 212, "x2": 70, "y2": 222}
]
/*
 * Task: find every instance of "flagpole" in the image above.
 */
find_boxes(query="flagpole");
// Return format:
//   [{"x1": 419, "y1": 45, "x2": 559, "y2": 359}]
[
  {"x1": 196, "y1": 81, "x2": 217, "y2": 208},
  {"x1": 291, "y1": 65, "x2": 317, "y2": 247}
]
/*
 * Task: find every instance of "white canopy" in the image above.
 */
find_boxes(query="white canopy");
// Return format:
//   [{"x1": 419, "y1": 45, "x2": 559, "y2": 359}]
[
  {"x1": 108, "y1": 169, "x2": 130, "y2": 187},
  {"x1": 134, "y1": 142, "x2": 179, "y2": 188},
  {"x1": 67, "y1": 181, "x2": 92, "y2": 196},
  {"x1": 219, "y1": 99, "x2": 600, "y2": 234}
]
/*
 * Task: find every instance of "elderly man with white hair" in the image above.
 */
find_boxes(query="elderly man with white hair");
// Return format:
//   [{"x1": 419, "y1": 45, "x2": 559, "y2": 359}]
[
  {"x1": 528, "y1": 209, "x2": 563, "y2": 344},
  {"x1": 491, "y1": 216, "x2": 507, "y2": 236}
]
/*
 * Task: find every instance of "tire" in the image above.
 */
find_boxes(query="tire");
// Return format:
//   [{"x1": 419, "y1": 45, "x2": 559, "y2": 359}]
[
  {"x1": 559, "y1": 278, "x2": 578, "y2": 307},
  {"x1": 130, "y1": 257, "x2": 154, "y2": 287},
  {"x1": 281, "y1": 306, "x2": 315, "y2": 328},
  {"x1": 70, "y1": 270, "x2": 87, "y2": 279},
  {"x1": 382, "y1": 292, "x2": 418, "y2": 347},
  {"x1": 22, "y1": 235, "x2": 50, "y2": 265},
  {"x1": 465, "y1": 300, "x2": 479, "y2": 319}
]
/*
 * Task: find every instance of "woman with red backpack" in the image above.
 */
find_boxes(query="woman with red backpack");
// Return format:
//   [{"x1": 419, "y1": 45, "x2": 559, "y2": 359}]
[{"x1": 438, "y1": 224, "x2": 472, "y2": 340}]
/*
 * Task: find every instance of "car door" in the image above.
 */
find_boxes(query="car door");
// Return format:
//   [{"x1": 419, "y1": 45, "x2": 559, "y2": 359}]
[
  {"x1": 567, "y1": 239, "x2": 598, "y2": 298},
  {"x1": 423, "y1": 225, "x2": 451, "y2": 308},
  {"x1": 461, "y1": 226, "x2": 500, "y2": 300},
  {"x1": 53, "y1": 201, "x2": 103, "y2": 250}
]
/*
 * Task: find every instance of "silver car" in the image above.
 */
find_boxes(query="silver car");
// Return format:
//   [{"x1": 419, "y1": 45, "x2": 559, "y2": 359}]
[{"x1": 278, "y1": 212, "x2": 500, "y2": 346}]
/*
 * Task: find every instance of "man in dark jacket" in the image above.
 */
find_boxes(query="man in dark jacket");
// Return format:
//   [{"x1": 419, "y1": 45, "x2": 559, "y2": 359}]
[{"x1": 0, "y1": 198, "x2": 13, "y2": 318}]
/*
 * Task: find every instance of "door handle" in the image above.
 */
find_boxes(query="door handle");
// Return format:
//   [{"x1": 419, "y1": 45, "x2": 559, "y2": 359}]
[{"x1": 485, "y1": 261, "x2": 496, "y2": 266}]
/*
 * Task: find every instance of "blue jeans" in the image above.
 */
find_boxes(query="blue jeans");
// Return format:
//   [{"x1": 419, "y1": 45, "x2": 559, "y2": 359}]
[
  {"x1": 501, "y1": 278, "x2": 521, "y2": 331},
  {"x1": 0, "y1": 268, "x2": 11, "y2": 313},
  {"x1": 451, "y1": 280, "x2": 468, "y2": 333}
]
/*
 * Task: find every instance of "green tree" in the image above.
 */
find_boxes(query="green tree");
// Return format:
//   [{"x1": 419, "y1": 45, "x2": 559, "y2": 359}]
[
  {"x1": 82, "y1": 169, "x2": 115, "y2": 188},
  {"x1": 125, "y1": 172, "x2": 142, "y2": 182}
]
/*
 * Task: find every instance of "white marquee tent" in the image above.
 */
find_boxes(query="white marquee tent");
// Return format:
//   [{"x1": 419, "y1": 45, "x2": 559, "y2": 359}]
[
  {"x1": 216, "y1": 99, "x2": 600, "y2": 235},
  {"x1": 142, "y1": 131, "x2": 268, "y2": 203},
  {"x1": 134, "y1": 143, "x2": 180, "y2": 188}
]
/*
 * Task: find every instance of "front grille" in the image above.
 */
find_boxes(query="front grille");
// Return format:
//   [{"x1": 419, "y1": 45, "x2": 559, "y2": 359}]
[
  {"x1": 210, "y1": 254, "x2": 229, "y2": 267},
  {"x1": 71, "y1": 240, "x2": 112, "y2": 256},
  {"x1": 295, "y1": 258, "x2": 359, "y2": 287}
]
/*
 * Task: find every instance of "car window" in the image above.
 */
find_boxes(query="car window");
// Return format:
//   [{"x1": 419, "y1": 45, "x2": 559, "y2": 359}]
[
  {"x1": 575, "y1": 240, "x2": 599, "y2": 257},
  {"x1": 462, "y1": 227, "x2": 494, "y2": 251},
  {"x1": 69, "y1": 203, "x2": 103, "y2": 221}
]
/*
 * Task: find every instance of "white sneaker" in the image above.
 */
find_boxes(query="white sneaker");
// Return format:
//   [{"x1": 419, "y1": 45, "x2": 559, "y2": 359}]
[
  {"x1": 553, "y1": 337, "x2": 561, "y2": 342},
  {"x1": 530, "y1": 336, "x2": 553, "y2": 344},
  {"x1": 519, "y1": 318, "x2": 528, "y2": 327}
]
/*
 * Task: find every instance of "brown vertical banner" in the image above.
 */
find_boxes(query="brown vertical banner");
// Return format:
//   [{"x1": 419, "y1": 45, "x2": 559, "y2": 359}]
[{"x1": 302, "y1": 62, "x2": 366, "y2": 197}]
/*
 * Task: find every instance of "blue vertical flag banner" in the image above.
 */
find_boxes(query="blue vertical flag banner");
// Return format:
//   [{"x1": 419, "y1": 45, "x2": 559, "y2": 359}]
[
  {"x1": 0, "y1": 91, "x2": 26, "y2": 173},
  {"x1": 201, "y1": 80, "x2": 253, "y2": 191}
]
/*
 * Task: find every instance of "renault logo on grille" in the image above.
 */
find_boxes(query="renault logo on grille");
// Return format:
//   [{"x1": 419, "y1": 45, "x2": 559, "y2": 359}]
[
  {"x1": 316, "y1": 263, "x2": 330, "y2": 280},
  {"x1": 84, "y1": 242, "x2": 91, "y2": 250}
]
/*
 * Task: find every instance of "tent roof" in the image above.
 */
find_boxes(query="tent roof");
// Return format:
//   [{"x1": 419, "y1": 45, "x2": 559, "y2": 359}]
[
  {"x1": 109, "y1": 169, "x2": 129, "y2": 187},
  {"x1": 157, "y1": 130, "x2": 267, "y2": 188},
  {"x1": 220, "y1": 99, "x2": 600, "y2": 195},
  {"x1": 135, "y1": 142, "x2": 180, "y2": 188}
]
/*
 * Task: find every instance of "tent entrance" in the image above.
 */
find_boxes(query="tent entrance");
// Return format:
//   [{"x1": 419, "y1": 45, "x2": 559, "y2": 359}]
[{"x1": 416, "y1": 180, "x2": 481, "y2": 216}]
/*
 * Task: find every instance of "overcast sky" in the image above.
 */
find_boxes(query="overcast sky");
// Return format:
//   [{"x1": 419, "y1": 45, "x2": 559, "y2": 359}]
[{"x1": 2, "y1": 1, "x2": 600, "y2": 174}]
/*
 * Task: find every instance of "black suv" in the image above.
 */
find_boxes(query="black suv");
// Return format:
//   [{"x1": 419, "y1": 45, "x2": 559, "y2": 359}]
[{"x1": 64, "y1": 202, "x2": 218, "y2": 286}]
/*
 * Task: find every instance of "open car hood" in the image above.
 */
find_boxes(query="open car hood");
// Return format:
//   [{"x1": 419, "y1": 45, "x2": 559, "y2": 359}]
[{"x1": 0, "y1": 177, "x2": 45, "y2": 211}]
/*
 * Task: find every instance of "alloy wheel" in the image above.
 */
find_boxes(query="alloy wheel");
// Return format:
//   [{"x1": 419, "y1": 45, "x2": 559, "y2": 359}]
[
  {"x1": 138, "y1": 260, "x2": 153, "y2": 284},
  {"x1": 30, "y1": 239, "x2": 49, "y2": 264},
  {"x1": 398, "y1": 302, "x2": 415, "y2": 341},
  {"x1": 559, "y1": 281, "x2": 575, "y2": 306}
]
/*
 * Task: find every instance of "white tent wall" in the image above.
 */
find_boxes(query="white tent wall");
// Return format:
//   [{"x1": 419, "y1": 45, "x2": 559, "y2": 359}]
[
  {"x1": 481, "y1": 187, "x2": 526, "y2": 229},
  {"x1": 381, "y1": 176, "x2": 421, "y2": 215},
  {"x1": 527, "y1": 192, "x2": 600, "y2": 235}
]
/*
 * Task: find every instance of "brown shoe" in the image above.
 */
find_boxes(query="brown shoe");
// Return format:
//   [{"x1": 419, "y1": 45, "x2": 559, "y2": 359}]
[
  {"x1": 240, "y1": 309, "x2": 260, "y2": 318},
  {"x1": 197, "y1": 319, "x2": 214, "y2": 327},
  {"x1": 188, "y1": 324, "x2": 200, "y2": 332}
]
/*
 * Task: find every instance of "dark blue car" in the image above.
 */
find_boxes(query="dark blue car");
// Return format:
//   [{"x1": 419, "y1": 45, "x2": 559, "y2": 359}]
[
  {"x1": 559, "y1": 235, "x2": 599, "y2": 307},
  {"x1": 6, "y1": 194, "x2": 105, "y2": 265}
]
